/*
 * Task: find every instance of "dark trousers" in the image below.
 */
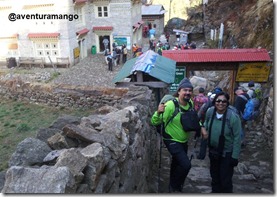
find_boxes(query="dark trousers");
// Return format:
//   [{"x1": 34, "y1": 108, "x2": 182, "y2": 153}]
[
  {"x1": 197, "y1": 138, "x2": 207, "y2": 160},
  {"x1": 108, "y1": 60, "x2": 113, "y2": 71},
  {"x1": 209, "y1": 151, "x2": 234, "y2": 193},
  {"x1": 122, "y1": 54, "x2": 127, "y2": 63},
  {"x1": 164, "y1": 140, "x2": 191, "y2": 192}
]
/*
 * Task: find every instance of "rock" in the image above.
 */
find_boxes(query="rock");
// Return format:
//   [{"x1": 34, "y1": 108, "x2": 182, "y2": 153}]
[
  {"x1": 8, "y1": 137, "x2": 52, "y2": 167},
  {"x1": 1, "y1": 166, "x2": 76, "y2": 193}
]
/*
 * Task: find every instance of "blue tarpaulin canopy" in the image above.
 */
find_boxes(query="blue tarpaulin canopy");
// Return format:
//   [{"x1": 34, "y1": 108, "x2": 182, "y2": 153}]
[{"x1": 112, "y1": 50, "x2": 176, "y2": 84}]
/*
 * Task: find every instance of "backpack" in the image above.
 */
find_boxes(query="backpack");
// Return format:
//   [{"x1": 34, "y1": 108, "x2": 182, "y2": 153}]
[
  {"x1": 239, "y1": 95, "x2": 260, "y2": 121},
  {"x1": 197, "y1": 99, "x2": 213, "y2": 123},
  {"x1": 194, "y1": 94, "x2": 208, "y2": 112},
  {"x1": 254, "y1": 88, "x2": 262, "y2": 100}
]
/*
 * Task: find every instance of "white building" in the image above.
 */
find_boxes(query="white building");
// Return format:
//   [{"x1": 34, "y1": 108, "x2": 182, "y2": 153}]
[{"x1": 0, "y1": 0, "x2": 143, "y2": 66}]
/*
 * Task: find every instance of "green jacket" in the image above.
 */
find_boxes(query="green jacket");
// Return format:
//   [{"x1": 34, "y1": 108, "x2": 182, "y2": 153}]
[
  {"x1": 205, "y1": 107, "x2": 242, "y2": 159},
  {"x1": 151, "y1": 98, "x2": 193, "y2": 143}
]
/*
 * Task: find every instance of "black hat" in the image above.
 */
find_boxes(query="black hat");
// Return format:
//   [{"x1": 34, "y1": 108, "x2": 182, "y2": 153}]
[
  {"x1": 248, "y1": 81, "x2": 255, "y2": 87},
  {"x1": 178, "y1": 78, "x2": 193, "y2": 90}
]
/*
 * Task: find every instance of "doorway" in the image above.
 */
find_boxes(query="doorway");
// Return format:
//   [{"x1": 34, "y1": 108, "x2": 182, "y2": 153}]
[{"x1": 99, "y1": 35, "x2": 110, "y2": 52}]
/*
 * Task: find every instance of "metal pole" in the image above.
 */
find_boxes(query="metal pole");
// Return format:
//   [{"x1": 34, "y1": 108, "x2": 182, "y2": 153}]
[{"x1": 169, "y1": 0, "x2": 173, "y2": 21}]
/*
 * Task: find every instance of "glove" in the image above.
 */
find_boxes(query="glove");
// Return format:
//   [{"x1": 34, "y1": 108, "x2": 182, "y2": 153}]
[{"x1": 231, "y1": 158, "x2": 238, "y2": 167}]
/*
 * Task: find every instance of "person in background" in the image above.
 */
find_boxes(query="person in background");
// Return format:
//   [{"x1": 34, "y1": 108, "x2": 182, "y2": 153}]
[
  {"x1": 205, "y1": 91, "x2": 241, "y2": 193},
  {"x1": 165, "y1": 32, "x2": 170, "y2": 42},
  {"x1": 104, "y1": 48, "x2": 110, "y2": 65},
  {"x1": 132, "y1": 43, "x2": 138, "y2": 57},
  {"x1": 234, "y1": 87, "x2": 250, "y2": 146},
  {"x1": 122, "y1": 44, "x2": 128, "y2": 64},
  {"x1": 151, "y1": 78, "x2": 208, "y2": 193},
  {"x1": 247, "y1": 80, "x2": 255, "y2": 98},
  {"x1": 111, "y1": 48, "x2": 117, "y2": 66},
  {"x1": 193, "y1": 87, "x2": 209, "y2": 112},
  {"x1": 107, "y1": 54, "x2": 113, "y2": 71},
  {"x1": 102, "y1": 37, "x2": 109, "y2": 50},
  {"x1": 197, "y1": 93, "x2": 216, "y2": 160},
  {"x1": 116, "y1": 47, "x2": 121, "y2": 65}
]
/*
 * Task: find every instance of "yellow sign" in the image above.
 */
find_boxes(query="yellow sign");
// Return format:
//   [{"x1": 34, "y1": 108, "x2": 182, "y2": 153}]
[
  {"x1": 73, "y1": 47, "x2": 80, "y2": 59},
  {"x1": 236, "y1": 62, "x2": 271, "y2": 82}
]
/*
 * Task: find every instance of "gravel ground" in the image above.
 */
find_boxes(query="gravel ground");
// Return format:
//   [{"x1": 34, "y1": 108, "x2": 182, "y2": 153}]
[
  {"x1": 52, "y1": 53, "x2": 125, "y2": 88},
  {"x1": 0, "y1": 35, "x2": 204, "y2": 87}
]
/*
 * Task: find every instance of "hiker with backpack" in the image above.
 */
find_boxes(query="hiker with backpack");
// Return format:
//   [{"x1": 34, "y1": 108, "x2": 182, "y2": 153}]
[
  {"x1": 151, "y1": 78, "x2": 208, "y2": 193},
  {"x1": 193, "y1": 87, "x2": 209, "y2": 112},
  {"x1": 234, "y1": 87, "x2": 250, "y2": 146},
  {"x1": 197, "y1": 93, "x2": 216, "y2": 160},
  {"x1": 205, "y1": 91, "x2": 242, "y2": 193}
]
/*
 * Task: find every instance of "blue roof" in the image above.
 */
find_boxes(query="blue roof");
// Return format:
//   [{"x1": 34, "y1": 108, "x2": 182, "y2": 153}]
[{"x1": 112, "y1": 50, "x2": 176, "y2": 84}]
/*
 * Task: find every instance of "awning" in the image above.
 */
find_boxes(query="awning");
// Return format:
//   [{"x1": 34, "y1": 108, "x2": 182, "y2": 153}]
[
  {"x1": 92, "y1": 26, "x2": 113, "y2": 31},
  {"x1": 74, "y1": 0, "x2": 87, "y2": 4},
  {"x1": 0, "y1": 34, "x2": 18, "y2": 39},
  {"x1": 133, "y1": 23, "x2": 140, "y2": 31},
  {"x1": 76, "y1": 28, "x2": 89, "y2": 36},
  {"x1": 28, "y1": 33, "x2": 60, "y2": 38},
  {"x1": 138, "y1": 20, "x2": 144, "y2": 25}
]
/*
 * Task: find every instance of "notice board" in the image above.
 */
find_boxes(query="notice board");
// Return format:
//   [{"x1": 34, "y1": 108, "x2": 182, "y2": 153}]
[
  {"x1": 236, "y1": 62, "x2": 271, "y2": 82},
  {"x1": 170, "y1": 67, "x2": 186, "y2": 93}
]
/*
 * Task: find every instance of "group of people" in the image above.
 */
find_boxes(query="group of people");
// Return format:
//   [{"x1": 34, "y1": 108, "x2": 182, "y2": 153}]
[
  {"x1": 151, "y1": 78, "x2": 261, "y2": 193},
  {"x1": 104, "y1": 43, "x2": 128, "y2": 71},
  {"x1": 172, "y1": 42, "x2": 197, "y2": 50}
]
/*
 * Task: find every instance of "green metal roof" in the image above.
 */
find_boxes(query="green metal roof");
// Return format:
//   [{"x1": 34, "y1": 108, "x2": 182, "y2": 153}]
[{"x1": 112, "y1": 50, "x2": 176, "y2": 84}]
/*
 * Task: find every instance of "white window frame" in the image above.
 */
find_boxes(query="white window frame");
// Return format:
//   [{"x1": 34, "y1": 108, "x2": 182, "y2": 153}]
[
  {"x1": 96, "y1": 6, "x2": 109, "y2": 18},
  {"x1": 74, "y1": 6, "x2": 84, "y2": 25},
  {"x1": 34, "y1": 41, "x2": 59, "y2": 57}
]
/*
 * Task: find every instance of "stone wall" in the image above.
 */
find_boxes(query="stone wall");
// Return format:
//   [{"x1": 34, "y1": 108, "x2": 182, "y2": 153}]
[{"x1": 0, "y1": 79, "x2": 163, "y2": 193}]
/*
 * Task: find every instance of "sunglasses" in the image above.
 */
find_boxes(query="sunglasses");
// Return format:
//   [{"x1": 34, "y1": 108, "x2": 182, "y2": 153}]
[{"x1": 215, "y1": 99, "x2": 228, "y2": 104}]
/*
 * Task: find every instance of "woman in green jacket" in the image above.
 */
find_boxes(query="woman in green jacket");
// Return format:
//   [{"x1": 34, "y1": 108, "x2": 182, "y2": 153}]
[
  {"x1": 205, "y1": 91, "x2": 241, "y2": 193},
  {"x1": 151, "y1": 78, "x2": 208, "y2": 192}
]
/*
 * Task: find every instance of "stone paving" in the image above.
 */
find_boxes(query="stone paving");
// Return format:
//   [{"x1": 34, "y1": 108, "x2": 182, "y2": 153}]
[{"x1": 158, "y1": 123, "x2": 274, "y2": 194}]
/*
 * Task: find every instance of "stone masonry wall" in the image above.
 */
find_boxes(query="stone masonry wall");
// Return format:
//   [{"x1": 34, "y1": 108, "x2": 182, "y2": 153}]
[{"x1": 0, "y1": 79, "x2": 162, "y2": 193}]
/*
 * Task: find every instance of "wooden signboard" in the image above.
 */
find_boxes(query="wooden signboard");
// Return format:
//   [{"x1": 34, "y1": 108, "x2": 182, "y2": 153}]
[
  {"x1": 73, "y1": 47, "x2": 80, "y2": 59},
  {"x1": 236, "y1": 62, "x2": 271, "y2": 82}
]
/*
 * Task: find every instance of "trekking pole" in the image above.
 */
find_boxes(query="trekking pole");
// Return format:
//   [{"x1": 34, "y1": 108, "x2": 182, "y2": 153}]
[{"x1": 158, "y1": 112, "x2": 164, "y2": 193}]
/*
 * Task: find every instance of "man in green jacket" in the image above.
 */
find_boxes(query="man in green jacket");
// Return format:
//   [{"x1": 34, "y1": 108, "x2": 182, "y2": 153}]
[{"x1": 151, "y1": 78, "x2": 208, "y2": 192}]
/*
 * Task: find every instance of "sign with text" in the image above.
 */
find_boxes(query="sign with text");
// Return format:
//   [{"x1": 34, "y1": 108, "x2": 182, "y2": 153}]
[
  {"x1": 170, "y1": 67, "x2": 186, "y2": 93},
  {"x1": 236, "y1": 62, "x2": 271, "y2": 82}
]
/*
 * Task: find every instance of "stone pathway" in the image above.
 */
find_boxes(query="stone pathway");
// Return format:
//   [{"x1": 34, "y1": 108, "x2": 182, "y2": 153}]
[{"x1": 157, "y1": 123, "x2": 274, "y2": 194}]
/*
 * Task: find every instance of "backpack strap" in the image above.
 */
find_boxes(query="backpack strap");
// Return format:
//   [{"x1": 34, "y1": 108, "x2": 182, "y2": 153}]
[
  {"x1": 207, "y1": 107, "x2": 227, "y2": 155},
  {"x1": 164, "y1": 98, "x2": 179, "y2": 128},
  {"x1": 164, "y1": 99, "x2": 193, "y2": 128},
  {"x1": 238, "y1": 94, "x2": 249, "y2": 101}
]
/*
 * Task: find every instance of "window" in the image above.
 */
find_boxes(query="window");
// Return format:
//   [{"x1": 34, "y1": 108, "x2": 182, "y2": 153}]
[
  {"x1": 35, "y1": 42, "x2": 59, "y2": 57},
  {"x1": 97, "y1": 6, "x2": 108, "y2": 17},
  {"x1": 74, "y1": 6, "x2": 84, "y2": 24}
]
